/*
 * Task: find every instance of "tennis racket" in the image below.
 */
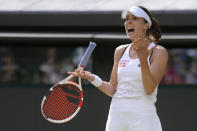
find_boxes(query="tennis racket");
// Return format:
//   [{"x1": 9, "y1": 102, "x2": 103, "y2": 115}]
[{"x1": 41, "y1": 41, "x2": 96, "y2": 123}]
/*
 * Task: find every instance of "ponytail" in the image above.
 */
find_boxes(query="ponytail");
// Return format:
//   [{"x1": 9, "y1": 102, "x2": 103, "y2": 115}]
[
  {"x1": 149, "y1": 17, "x2": 161, "y2": 43},
  {"x1": 138, "y1": 6, "x2": 161, "y2": 43}
]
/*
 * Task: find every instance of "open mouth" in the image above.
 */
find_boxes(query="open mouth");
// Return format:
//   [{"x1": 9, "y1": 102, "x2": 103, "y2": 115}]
[{"x1": 128, "y1": 28, "x2": 134, "y2": 33}]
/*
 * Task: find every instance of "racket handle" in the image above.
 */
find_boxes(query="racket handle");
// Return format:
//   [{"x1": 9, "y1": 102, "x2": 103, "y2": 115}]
[{"x1": 79, "y1": 41, "x2": 96, "y2": 67}]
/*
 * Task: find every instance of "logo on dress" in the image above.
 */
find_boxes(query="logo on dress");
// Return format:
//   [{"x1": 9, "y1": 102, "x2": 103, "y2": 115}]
[{"x1": 119, "y1": 60, "x2": 129, "y2": 67}]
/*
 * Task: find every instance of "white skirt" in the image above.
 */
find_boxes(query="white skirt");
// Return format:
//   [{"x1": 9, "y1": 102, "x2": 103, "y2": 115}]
[{"x1": 106, "y1": 97, "x2": 162, "y2": 131}]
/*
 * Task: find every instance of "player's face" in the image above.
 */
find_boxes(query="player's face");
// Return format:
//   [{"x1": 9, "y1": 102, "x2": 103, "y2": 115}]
[{"x1": 124, "y1": 12, "x2": 149, "y2": 40}]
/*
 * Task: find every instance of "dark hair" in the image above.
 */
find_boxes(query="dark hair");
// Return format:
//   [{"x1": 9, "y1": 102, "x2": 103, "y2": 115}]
[{"x1": 138, "y1": 6, "x2": 161, "y2": 43}]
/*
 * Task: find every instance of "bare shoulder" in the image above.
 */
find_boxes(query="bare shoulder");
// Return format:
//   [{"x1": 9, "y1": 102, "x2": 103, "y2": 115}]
[
  {"x1": 115, "y1": 44, "x2": 129, "y2": 56},
  {"x1": 114, "y1": 44, "x2": 129, "y2": 62},
  {"x1": 154, "y1": 45, "x2": 168, "y2": 56},
  {"x1": 153, "y1": 45, "x2": 168, "y2": 61}
]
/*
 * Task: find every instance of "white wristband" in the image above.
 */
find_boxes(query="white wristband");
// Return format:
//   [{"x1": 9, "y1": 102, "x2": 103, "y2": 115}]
[{"x1": 90, "y1": 75, "x2": 102, "y2": 87}]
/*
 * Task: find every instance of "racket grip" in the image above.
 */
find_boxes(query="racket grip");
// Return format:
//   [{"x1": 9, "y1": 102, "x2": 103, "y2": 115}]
[{"x1": 79, "y1": 41, "x2": 96, "y2": 67}]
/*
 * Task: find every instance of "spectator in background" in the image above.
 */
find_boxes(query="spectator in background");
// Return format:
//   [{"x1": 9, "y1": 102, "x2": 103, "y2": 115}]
[
  {"x1": 72, "y1": 47, "x2": 85, "y2": 68},
  {"x1": 186, "y1": 58, "x2": 197, "y2": 84},
  {"x1": 61, "y1": 58, "x2": 74, "y2": 75},
  {"x1": 161, "y1": 60, "x2": 184, "y2": 84},
  {"x1": 0, "y1": 52, "x2": 20, "y2": 82},
  {"x1": 161, "y1": 49, "x2": 188, "y2": 84},
  {"x1": 35, "y1": 48, "x2": 62, "y2": 84}
]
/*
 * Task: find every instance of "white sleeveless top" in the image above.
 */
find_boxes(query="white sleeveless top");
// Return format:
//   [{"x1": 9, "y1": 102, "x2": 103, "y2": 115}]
[{"x1": 113, "y1": 42, "x2": 158, "y2": 104}]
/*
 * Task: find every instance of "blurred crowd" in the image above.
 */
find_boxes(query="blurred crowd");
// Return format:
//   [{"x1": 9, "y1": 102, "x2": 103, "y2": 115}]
[
  {"x1": 161, "y1": 49, "x2": 197, "y2": 85},
  {"x1": 0, "y1": 47, "x2": 196, "y2": 85},
  {"x1": 0, "y1": 47, "x2": 25, "y2": 83},
  {"x1": 0, "y1": 46, "x2": 92, "y2": 85}
]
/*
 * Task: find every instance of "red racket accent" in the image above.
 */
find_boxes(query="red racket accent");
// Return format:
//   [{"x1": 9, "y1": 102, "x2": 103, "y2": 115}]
[{"x1": 42, "y1": 84, "x2": 83, "y2": 120}]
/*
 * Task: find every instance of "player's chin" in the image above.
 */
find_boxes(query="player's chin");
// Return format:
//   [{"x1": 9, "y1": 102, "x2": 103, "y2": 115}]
[{"x1": 127, "y1": 34, "x2": 135, "y2": 41}]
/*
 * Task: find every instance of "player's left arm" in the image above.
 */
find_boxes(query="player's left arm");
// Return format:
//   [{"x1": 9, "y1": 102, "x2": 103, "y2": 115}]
[{"x1": 141, "y1": 46, "x2": 168, "y2": 95}]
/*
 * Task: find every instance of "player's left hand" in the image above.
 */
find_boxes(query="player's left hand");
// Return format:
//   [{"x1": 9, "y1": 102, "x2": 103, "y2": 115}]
[{"x1": 132, "y1": 35, "x2": 151, "y2": 60}]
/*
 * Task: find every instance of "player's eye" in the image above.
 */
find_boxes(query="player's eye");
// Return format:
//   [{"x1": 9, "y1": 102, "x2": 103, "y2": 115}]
[{"x1": 133, "y1": 16, "x2": 137, "y2": 20}]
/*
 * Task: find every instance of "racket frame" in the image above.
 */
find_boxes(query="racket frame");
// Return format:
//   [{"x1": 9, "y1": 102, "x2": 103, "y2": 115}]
[
  {"x1": 41, "y1": 67, "x2": 84, "y2": 123},
  {"x1": 41, "y1": 42, "x2": 96, "y2": 123}
]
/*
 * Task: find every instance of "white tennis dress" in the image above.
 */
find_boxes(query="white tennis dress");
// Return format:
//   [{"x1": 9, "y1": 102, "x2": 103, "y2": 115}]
[{"x1": 106, "y1": 43, "x2": 162, "y2": 131}]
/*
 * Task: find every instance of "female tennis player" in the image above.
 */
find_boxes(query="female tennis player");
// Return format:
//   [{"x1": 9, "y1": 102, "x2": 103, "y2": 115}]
[{"x1": 68, "y1": 6, "x2": 168, "y2": 131}]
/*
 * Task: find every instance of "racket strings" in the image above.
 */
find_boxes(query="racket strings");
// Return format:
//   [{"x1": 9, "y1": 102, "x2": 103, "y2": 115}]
[
  {"x1": 62, "y1": 86, "x2": 80, "y2": 96},
  {"x1": 43, "y1": 84, "x2": 82, "y2": 120}
]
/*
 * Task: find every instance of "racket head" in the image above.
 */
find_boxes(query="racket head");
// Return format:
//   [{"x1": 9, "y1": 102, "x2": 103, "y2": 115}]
[{"x1": 41, "y1": 78, "x2": 83, "y2": 123}]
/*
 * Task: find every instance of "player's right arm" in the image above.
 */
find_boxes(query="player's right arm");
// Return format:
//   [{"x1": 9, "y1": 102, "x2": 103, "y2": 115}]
[
  {"x1": 68, "y1": 45, "x2": 128, "y2": 97},
  {"x1": 93, "y1": 45, "x2": 128, "y2": 97}
]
